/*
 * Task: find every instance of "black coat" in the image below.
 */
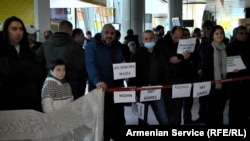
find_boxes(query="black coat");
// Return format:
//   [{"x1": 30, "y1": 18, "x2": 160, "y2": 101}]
[
  {"x1": 129, "y1": 47, "x2": 169, "y2": 87},
  {"x1": 0, "y1": 41, "x2": 45, "y2": 111}
]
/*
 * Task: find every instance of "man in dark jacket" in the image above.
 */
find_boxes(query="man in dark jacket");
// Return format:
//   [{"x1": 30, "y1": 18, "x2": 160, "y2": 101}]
[
  {"x1": 85, "y1": 24, "x2": 125, "y2": 141},
  {"x1": 129, "y1": 30, "x2": 169, "y2": 125},
  {"x1": 226, "y1": 25, "x2": 250, "y2": 125},
  {"x1": 156, "y1": 26, "x2": 191, "y2": 125}
]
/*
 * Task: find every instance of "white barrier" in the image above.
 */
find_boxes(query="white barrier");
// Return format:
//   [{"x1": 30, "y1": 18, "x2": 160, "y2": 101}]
[{"x1": 0, "y1": 89, "x2": 104, "y2": 141}]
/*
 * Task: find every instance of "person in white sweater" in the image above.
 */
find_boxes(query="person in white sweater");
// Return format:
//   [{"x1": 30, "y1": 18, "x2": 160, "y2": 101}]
[{"x1": 41, "y1": 58, "x2": 74, "y2": 113}]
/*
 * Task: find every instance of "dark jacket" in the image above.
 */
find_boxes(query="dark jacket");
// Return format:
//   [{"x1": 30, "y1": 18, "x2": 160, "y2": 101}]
[
  {"x1": 118, "y1": 41, "x2": 131, "y2": 62},
  {"x1": 0, "y1": 39, "x2": 44, "y2": 111},
  {"x1": 226, "y1": 39, "x2": 250, "y2": 78},
  {"x1": 156, "y1": 33, "x2": 189, "y2": 83},
  {"x1": 123, "y1": 34, "x2": 140, "y2": 48},
  {"x1": 36, "y1": 32, "x2": 85, "y2": 81},
  {"x1": 85, "y1": 34, "x2": 124, "y2": 91},
  {"x1": 129, "y1": 46, "x2": 169, "y2": 87}
]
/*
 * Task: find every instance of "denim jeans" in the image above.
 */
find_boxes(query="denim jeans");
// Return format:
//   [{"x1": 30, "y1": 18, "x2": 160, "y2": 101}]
[{"x1": 138, "y1": 94, "x2": 169, "y2": 125}]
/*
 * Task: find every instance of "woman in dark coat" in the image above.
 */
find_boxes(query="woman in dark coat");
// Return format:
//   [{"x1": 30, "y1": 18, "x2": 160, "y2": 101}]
[{"x1": 200, "y1": 25, "x2": 228, "y2": 125}]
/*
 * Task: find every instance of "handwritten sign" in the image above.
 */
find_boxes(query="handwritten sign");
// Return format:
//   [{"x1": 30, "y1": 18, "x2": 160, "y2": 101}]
[
  {"x1": 193, "y1": 81, "x2": 211, "y2": 97},
  {"x1": 113, "y1": 62, "x2": 136, "y2": 80},
  {"x1": 227, "y1": 56, "x2": 246, "y2": 73},
  {"x1": 177, "y1": 37, "x2": 196, "y2": 54},
  {"x1": 114, "y1": 91, "x2": 136, "y2": 103},
  {"x1": 140, "y1": 86, "x2": 162, "y2": 102},
  {"x1": 172, "y1": 83, "x2": 192, "y2": 98}
]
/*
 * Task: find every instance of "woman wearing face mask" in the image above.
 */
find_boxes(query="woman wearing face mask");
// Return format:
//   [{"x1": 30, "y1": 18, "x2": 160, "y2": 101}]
[{"x1": 128, "y1": 30, "x2": 169, "y2": 125}]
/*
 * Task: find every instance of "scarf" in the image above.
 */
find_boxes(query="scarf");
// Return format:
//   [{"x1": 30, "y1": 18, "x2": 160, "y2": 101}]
[
  {"x1": 47, "y1": 72, "x2": 67, "y2": 84},
  {"x1": 212, "y1": 41, "x2": 227, "y2": 89}
]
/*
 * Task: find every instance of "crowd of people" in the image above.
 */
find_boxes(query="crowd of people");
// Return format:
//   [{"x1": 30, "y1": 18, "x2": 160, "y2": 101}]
[{"x1": 1, "y1": 15, "x2": 250, "y2": 141}]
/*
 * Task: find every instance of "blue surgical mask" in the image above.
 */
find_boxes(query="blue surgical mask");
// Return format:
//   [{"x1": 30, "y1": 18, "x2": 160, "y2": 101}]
[{"x1": 144, "y1": 41, "x2": 155, "y2": 49}]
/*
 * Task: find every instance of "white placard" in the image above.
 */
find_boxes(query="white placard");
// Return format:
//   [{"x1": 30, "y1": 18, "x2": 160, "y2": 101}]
[
  {"x1": 172, "y1": 83, "x2": 192, "y2": 98},
  {"x1": 139, "y1": 86, "x2": 162, "y2": 102},
  {"x1": 177, "y1": 37, "x2": 196, "y2": 54},
  {"x1": 227, "y1": 55, "x2": 246, "y2": 73},
  {"x1": 193, "y1": 81, "x2": 211, "y2": 98},
  {"x1": 137, "y1": 102, "x2": 145, "y2": 120},
  {"x1": 131, "y1": 102, "x2": 138, "y2": 115},
  {"x1": 113, "y1": 62, "x2": 136, "y2": 80},
  {"x1": 114, "y1": 91, "x2": 136, "y2": 103}
]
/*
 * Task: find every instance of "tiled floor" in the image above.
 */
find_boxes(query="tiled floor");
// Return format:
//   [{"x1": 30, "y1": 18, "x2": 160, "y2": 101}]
[{"x1": 124, "y1": 97, "x2": 229, "y2": 125}]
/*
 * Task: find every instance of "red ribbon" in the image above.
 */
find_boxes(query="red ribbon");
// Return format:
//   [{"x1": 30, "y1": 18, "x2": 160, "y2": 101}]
[{"x1": 105, "y1": 75, "x2": 250, "y2": 92}]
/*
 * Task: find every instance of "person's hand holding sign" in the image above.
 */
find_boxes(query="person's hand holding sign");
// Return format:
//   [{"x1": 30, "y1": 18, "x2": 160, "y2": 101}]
[{"x1": 183, "y1": 50, "x2": 190, "y2": 60}]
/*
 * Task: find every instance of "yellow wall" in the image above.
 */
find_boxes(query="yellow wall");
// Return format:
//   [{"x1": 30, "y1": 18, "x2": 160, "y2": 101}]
[{"x1": 0, "y1": 0, "x2": 34, "y2": 30}]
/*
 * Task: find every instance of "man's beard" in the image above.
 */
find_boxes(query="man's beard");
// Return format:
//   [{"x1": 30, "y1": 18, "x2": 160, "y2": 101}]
[{"x1": 102, "y1": 39, "x2": 112, "y2": 46}]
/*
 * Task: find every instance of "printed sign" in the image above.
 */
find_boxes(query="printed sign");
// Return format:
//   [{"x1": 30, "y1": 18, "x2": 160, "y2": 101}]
[
  {"x1": 139, "y1": 86, "x2": 162, "y2": 102},
  {"x1": 172, "y1": 83, "x2": 192, "y2": 98},
  {"x1": 193, "y1": 81, "x2": 211, "y2": 98},
  {"x1": 227, "y1": 56, "x2": 246, "y2": 73},
  {"x1": 177, "y1": 37, "x2": 196, "y2": 54},
  {"x1": 113, "y1": 62, "x2": 136, "y2": 80},
  {"x1": 114, "y1": 91, "x2": 136, "y2": 103}
]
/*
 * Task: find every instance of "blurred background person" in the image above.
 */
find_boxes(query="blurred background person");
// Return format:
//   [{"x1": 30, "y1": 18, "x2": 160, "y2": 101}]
[
  {"x1": 26, "y1": 24, "x2": 42, "y2": 52},
  {"x1": 123, "y1": 28, "x2": 140, "y2": 49},
  {"x1": 44, "y1": 30, "x2": 53, "y2": 41},
  {"x1": 127, "y1": 41, "x2": 137, "y2": 56},
  {"x1": 154, "y1": 25, "x2": 165, "y2": 42},
  {"x1": 192, "y1": 27, "x2": 202, "y2": 41},
  {"x1": 83, "y1": 30, "x2": 93, "y2": 49},
  {"x1": 115, "y1": 30, "x2": 131, "y2": 63},
  {"x1": 194, "y1": 20, "x2": 214, "y2": 124},
  {"x1": 72, "y1": 28, "x2": 85, "y2": 47}
]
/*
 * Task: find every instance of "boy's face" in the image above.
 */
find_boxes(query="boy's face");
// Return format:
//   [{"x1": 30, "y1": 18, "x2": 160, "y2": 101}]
[{"x1": 50, "y1": 65, "x2": 66, "y2": 80}]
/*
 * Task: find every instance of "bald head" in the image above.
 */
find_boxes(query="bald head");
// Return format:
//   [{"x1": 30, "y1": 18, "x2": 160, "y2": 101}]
[
  {"x1": 171, "y1": 26, "x2": 183, "y2": 43},
  {"x1": 101, "y1": 24, "x2": 116, "y2": 46}
]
